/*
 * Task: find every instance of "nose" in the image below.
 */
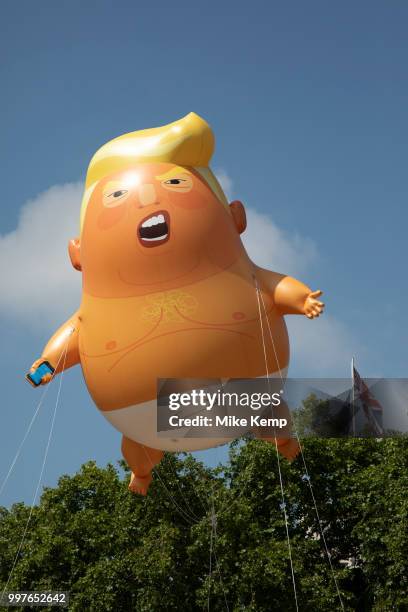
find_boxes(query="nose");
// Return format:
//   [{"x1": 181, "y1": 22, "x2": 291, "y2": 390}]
[{"x1": 138, "y1": 183, "x2": 159, "y2": 207}]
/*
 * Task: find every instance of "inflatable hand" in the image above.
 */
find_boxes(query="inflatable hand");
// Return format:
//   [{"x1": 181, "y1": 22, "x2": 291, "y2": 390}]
[
  {"x1": 304, "y1": 290, "x2": 325, "y2": 319},
  {"x1": 27, "y1": 359, "x2": 54, "y2": 386}
]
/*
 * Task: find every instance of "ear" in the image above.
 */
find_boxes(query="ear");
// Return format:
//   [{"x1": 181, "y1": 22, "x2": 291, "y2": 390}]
[
  {"x1": 229, "y1": 200, "x2": 247, "y2": 234},
  {"x1": 68, "y1": 238, "x2": 82, "y2": 271}
]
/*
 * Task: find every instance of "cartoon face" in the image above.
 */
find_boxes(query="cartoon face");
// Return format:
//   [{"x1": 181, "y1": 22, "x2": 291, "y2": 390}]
[
  {"x1": 100, "y1": 166, "x2": 195, "y2": 248},
  {"x1": 78, "y1": 163, "x2": 246, "y2": 297}
]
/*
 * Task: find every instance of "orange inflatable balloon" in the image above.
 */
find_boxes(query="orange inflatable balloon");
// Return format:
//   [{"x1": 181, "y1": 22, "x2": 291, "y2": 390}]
[{"x1": 27, "y1": 113, "x2": 324, "y2": 494}]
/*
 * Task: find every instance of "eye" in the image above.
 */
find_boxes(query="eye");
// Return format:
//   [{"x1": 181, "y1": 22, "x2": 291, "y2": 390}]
[
  {"x1": 164, "y1": 179, "x2": 185, "y2": 185},
  {"x1": 161, "y1": 174, "x2": 193, "y2": 193},
  {"x1": 103, "y1": 188, "x2": 129, "y2": 208}
]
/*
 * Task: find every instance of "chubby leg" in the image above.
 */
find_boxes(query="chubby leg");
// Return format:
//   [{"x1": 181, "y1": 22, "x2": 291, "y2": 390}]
[
  {"x1": 254, "y1": 399, "x2": 300, "y2": 461},
  {"x1": 121, "y1": 436, "x2": 164, "y2": 495}
]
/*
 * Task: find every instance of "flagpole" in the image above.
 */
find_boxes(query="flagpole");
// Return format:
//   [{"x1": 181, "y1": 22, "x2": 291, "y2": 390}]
[{"x1": 351, "y1": 356, "x2": 355, "y2": 437}]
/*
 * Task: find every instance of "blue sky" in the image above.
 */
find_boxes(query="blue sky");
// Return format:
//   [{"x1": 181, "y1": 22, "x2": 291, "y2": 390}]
[{"x1": 1, "y1": 1, "x2": 407, "y2": 507}]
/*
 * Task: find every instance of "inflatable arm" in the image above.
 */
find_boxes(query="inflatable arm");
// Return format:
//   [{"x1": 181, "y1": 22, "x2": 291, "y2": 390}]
[
  {"x1": 27, "y1": 312, "x2": 81, "y2": 385},
  {"x1": 255, "y1": 267, "x2": 324, "y2": 319}
]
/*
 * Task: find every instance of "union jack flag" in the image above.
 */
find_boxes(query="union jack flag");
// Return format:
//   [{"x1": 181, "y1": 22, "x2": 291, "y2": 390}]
[{"x1": 352, "y1": 362, "x2": 384, "y2": 436}]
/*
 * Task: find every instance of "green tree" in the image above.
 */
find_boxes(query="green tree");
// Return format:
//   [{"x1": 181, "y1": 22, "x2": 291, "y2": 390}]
[{"x1": 0, "y1": 438, "x2": 407, "y2": 611}]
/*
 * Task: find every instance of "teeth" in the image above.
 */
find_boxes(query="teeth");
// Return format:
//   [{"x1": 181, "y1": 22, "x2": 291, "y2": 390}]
[
  {"x1": 142, "y1": 234, "x2": 168, "y2": 242},
  {"x1": 141, "y1": 214, "x2": 165, "y2": 228}
]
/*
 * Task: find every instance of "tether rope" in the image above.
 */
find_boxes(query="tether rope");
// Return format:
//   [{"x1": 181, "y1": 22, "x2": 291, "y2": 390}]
[
  {"x1": 1, "y1": 333, "x2": 71, "y2": 602},
  {"x1": 258, "y1": 286, "x2": 344, "y2": 610},
  {"x1": 0, "y1": 342, "x2": 71, "y2": 500},
  {"x1": 253, "y1": 277, "x2": 299, "y2": 612}
]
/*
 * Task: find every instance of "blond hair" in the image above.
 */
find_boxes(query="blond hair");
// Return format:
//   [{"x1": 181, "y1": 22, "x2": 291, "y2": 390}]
[{"x1": 80, "y1": 112, "x2": 228, "y2": 231}]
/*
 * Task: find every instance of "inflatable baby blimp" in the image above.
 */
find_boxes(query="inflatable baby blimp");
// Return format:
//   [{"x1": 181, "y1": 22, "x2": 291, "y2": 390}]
[{"x1": 27, "y1": 113, "x2": 324, "y2": 494}]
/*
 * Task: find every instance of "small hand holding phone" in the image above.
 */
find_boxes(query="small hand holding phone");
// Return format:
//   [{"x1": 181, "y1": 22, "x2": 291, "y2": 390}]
[{"x1": 26, "y1": 361, "x2": 55, "y2": 387}]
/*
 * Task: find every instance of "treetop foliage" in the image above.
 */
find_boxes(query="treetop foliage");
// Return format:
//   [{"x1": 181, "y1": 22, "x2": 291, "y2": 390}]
[{"x1": 1, "y1": 435, "x2": 407, "y2": 611}]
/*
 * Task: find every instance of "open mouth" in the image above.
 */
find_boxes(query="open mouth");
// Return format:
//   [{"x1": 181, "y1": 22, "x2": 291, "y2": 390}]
[{"x1": 137, "y1": 211, "x2": 170, "y2": 247}]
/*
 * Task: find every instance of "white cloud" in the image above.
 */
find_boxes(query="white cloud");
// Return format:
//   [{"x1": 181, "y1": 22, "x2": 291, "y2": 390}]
[
  {"x1": 242, "y1": 209, "x2": 317, "y2": 277},
  {"x1": 0, "y1": 173, "x2": 364, "y2": 375},
  {"x1": 214, "y1": 168, "x2": 234, "y2": 200},
  {"x1": 216, "y1": 168, "x2": 317, "y2": 276},
  {"x1": 1, "y1": 174, "x2": 316, "y2": 331},
  {"x1": 0, "y1": 182, "x2": 82, "y2": 329}
]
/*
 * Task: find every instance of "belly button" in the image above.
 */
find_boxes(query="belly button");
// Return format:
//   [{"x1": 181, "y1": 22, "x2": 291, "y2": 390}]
[
  {"x1": 106, "y1": 340, "x2": 117, "y2": 350},
  {"x1": 232, "y1": 311, "x2": 246, "y2": 320}
]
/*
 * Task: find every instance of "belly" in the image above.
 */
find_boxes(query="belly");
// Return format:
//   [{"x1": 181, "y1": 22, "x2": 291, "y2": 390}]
[{"x1": 79, "y1": 313, "x2": 289, "y2": 413}]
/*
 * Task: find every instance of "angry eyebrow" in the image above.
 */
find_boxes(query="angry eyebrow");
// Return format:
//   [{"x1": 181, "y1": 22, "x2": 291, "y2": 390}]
[{"x1": 155, "y1": 167, "x2": 192, "y2": 182}]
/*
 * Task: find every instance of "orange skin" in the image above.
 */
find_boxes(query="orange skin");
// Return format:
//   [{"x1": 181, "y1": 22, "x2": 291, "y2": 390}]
[{"x1": 29, "y1": 163, "x2": 324, "y2": 495}]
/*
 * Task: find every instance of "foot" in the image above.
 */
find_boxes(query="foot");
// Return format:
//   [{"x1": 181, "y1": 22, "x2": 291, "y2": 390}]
[
  {"x1": 277, "y1": 438, "x2": 300, "y2": 461},
  {"x1": 128, "y1": 472, "x2": 152, "y2": 496}
]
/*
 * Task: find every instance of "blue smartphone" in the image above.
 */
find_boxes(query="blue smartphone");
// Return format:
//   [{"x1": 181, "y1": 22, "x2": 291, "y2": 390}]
[{"x1": 26, "y1": 361, "x2": 55, "y2": 387}]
